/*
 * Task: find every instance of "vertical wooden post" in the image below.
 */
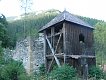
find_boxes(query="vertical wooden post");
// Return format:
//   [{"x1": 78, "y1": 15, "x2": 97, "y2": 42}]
[
  {"x1": 63, "y1": 22, "x2": 66, "y2": 64},
  {"x1": 44, "y1": 31, "x2": 47, "y2": 71},
  {"x1": 51, "y1": 27, "x2": 55, "y2": 49}
]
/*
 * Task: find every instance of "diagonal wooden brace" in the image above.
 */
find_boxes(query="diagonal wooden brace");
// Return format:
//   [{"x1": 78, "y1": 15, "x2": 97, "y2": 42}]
[
  {"x1": 47, "y1": 30, "x2": 63, "y2": 72},
  {"x1": 46, "y1": 36, "x2": 61, "y2": 67}
]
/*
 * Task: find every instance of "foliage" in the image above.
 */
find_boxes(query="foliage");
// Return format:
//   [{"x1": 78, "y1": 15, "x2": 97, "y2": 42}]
[
  {"x1": 0, "y1": 45, "x2": 4, "y2": 64},
  {"x1": 0, "y1": 40, "x2": 29, "y2": 80},
  {"x1": 7, "y1": 9, "x2": 59, "y2": 46},
  {"x1": 0, "y1": 39, "x2": 29, "y2": 80},
  {"x1": 78, "y1": 16, "x2": 103, "y2": 26},
  {"x1": 39, "y1": 64, "x2": 46, "y2": 76},
  {"x1": 0, "y1": 59, "x2": 29, "y2": 80},
  {"x1": 94, "y1": 22, "x2": 106, "y2": 52},
  {"x1": 33, "y1": 64, "x2": 47, "y2": 80},
  {"x1": 50, "y1": 65, "x2": 76, "y2": 80},
  {"x1": 18, "y1": 73, "x2": 30, "y2": 80},
  {"x1": 88, "y1": 66, "x2": 104, "y2": 79},
  {"x1": 94, "y1": 22, "x2": 106, "y2": 64},
  {"x1": 0, "y1": 14, "x2": 14, "y2": 49},
  {"x1": 0, "y1": 14, "x2": 29, "y2": 80},
  {"x1": 0, "y1": 14, "x2": 8, "y2": 25},
  {"x1": 103, "y1": 72, "x2": 106, "y2": 80}
]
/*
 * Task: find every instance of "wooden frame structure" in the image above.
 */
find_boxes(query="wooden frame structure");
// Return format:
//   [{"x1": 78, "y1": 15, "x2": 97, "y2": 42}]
[{"x1": 39, "y1": 10, "x2": 96, "y2": 74}]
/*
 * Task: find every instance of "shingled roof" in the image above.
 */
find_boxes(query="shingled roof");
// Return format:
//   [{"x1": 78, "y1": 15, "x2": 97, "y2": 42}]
[{"x1": 39, "y1": 10, "x2": 93, "y2": 32}]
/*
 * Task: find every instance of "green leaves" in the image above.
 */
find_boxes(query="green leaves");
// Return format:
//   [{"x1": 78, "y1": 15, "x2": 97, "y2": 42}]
[
  {"x1": 39, "y1": 64, "x2": 46, "y2": 76},
  {"x1": 0, "y1": 45, "x2": 29, "y2": 80},
  {"x1": 89, "y1": 66, "x2": 104, "y2": 79},
  {"x1": 50, "y1": 65, "x2": 76, "y2": 80},
  {"x1": 7, "y1": 9, "x2": 59, "y2": 42},
  {"x1": 94, "y1": 22, "x2": 106, "y2": 64},
  {"x1": 0, "y1": 14, "x2": 13, "y2": 48},
  {"x1": 0, "y1": 59, "x2": 29, "y2": 80},
  {"x1": 94, "y1": 22, "x2": 106, "y2": 51}
]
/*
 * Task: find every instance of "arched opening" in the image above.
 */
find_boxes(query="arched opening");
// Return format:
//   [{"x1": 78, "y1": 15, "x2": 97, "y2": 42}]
[{"x1": 79, "y1": 33, "x2": 85, "y2": 43}]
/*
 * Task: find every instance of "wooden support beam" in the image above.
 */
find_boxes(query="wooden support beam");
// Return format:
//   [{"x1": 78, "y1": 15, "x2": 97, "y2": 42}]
[
  {"x1": 47, "y1": 28, "x2": 63, "y2": 73},
  {"x1": 47, "y1": 57, "x2": 54, "y2": 73},
  {"x1": 47, "y1": 32, "x2": 63, "y2": 38},
  {"x1": 55, "y1": 31, "x2": 63, "y2": 53},
  {"x1": 46, "y1": 36, "x2": 61, "y2": 67},
  {"x1": 46, "y1": 53, "x2": 64, "y2": 59},
  {"x1": 46, "y1": 54, "x2": 95, "y2": 59},
  {"x1": 64, "y1": 54, "x2": 66, "y2": 64},
  {"x1": 44, "y1": 31, "x2": 47, "y2": 71},
  {"x1": 63, "y1": 22, "x2": 66, "y2": 64},
  {"x1": 51, "y1": 27, "x2": 55, "y2": 48}
]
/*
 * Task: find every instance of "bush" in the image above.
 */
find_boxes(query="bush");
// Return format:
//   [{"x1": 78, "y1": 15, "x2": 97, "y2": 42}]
[
  {"x1": 0, "y1": 46, "x2": 4, "y2": 64},
  {"x1": 39, "y1": 64, "x2": 46, "y2": 76},
  {"x1": 50, "y1": 65, "x2": 76, "y2": 80},
  {"x1": 89, "y1": 66, "x2": 104, "y2": 79},
  {"x1": 103, "y1": 71, "x2": 106, "y2": 80},
  {"x1": 18, "y1": 74, "x2": 30, "y2": 80},
  {"x1": 0, "y1": 60, "x2": 29, "y2": 80},
  {"x1": 34, "y1": 64, "x2": 47, "y2": 80}
]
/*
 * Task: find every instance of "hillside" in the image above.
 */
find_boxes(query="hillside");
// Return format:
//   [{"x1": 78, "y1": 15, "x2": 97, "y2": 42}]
[{"x1": 7, "y1": 9, "x2": 104, "y2": 47}]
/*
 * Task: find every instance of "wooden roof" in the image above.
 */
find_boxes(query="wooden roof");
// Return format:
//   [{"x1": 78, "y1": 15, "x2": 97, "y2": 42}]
[{"x1": 39, "y1": 10, "x2": 93, "y2": 32}]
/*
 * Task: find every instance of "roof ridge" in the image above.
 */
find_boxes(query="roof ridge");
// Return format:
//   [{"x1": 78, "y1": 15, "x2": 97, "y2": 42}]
[{"x1": 63, "y1": 10, "x2": 66, "y2": 19}]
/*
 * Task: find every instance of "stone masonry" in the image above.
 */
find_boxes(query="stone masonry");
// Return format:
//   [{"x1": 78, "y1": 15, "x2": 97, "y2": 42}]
[{"x1": 12, "y1": 35, "x2": 44, "y2": 74}]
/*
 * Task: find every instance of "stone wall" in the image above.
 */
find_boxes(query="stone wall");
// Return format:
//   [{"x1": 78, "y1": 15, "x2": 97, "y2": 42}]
[{"x1": 12, "y1": 35, "x2": 44, "y2": 74}]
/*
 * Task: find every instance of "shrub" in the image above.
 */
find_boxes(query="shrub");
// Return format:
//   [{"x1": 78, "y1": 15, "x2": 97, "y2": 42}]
[
  {"x1": 39, "y1": 64, "x2": 46, "y2": 76},
  {"x1": 50, "y1": 65, "x2": 76, "y2": 80},
  {"x1": 89, "y1": 66, "x2": 104, "y2": 79},
  {"x1": 18, "y1": 73, "x2": 30, "y2": 80},
  {"x1": 35, "y1": 64, "x2": 47, "y2": 80},
  {"x1": 0, "y1": 60, "x2": 29, "y2": 80},
  {"x1": 103, "y1": 71, "x2": 106, "y2": 80}
]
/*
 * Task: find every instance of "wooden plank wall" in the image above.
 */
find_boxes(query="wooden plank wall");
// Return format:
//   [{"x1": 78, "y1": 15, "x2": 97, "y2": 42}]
[
  {"x1": 64, "y1": 21, "x2": 95, "y2": 72},
  {"x1": 65, "y1": 22, "x2": 94, "y2": 56}
]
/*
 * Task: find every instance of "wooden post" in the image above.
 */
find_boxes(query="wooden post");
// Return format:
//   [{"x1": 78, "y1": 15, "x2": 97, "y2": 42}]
[
  {"x1": 51, "y1": 27, "x2": 54, "y2": 48},
  {"x1": 44, "y1": 31, "x2": 47, "y2": 71},
  {"x1": 63, "y1": 22, "x2": 66, "y2": 64},
  {"x1": 55, "y1": 31, "x2": 63, "y2": 53}
]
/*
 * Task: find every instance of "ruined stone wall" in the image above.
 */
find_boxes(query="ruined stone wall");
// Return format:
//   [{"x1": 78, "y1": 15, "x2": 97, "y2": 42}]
[{"x1": 12, "y1": 35, "x2": 44, "y2": 73}]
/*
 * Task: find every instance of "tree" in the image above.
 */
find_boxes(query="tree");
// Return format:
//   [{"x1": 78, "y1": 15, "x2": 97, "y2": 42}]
[
  {"x1": 19, "y1": 0, "x2": 33, "y2": 38},
  {"x1": 94, "y1": 22, "x2": 106, "y2": 65},
  {"x1": 0, "y1": 14, "x2": 13, "y2": 48}
]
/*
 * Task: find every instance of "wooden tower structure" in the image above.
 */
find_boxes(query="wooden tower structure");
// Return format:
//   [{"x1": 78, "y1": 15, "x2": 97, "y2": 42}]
[{"x1": 39, "y1": 10, "x2": 96, "y2": 74}]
